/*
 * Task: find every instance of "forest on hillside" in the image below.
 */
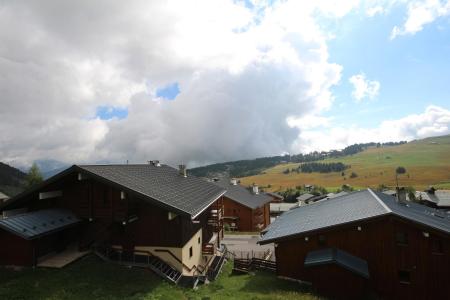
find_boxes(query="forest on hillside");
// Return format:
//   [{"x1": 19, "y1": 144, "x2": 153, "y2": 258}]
[
  {"x1": 0, "y1": 162, "x2": 27, "y2": 196},
  {"x1": 189, "y1": 141, "x2": 407, "y2": 178}
]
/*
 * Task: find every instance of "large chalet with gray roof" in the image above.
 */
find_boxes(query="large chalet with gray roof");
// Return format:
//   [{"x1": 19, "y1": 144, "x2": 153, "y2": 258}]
[
  {"x1": 260, "y1": 189, "x2": 450, "y2": 300},
  {"x1": 0, "y1": 162, "x2": 227, "y2": 285},
  {"x1": 213, "y1": 178, "x2": 272, "y2": 232}
]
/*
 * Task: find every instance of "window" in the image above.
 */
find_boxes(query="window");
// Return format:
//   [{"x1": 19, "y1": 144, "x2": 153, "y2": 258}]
[
  {"x1": 198, "y1": 237, "x2": 201, "y2": 244},
  {"x1": 318, "y1": 235, "x2": 327, "y2": 246},
  {"x1": 396, "y1": 231, "x2": 408, "y2": 246},
  {"x1": 398, "y1": 270, "x2": 411, "y2": 284},
  {"x1": 189, "y1": 246, "x2": 193, "y2": 258}
]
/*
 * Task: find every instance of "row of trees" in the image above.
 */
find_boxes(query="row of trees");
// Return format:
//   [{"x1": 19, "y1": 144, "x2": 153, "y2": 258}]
[
  {"x1": 283, "y1": 162, "x2": 349, "y2": 174},
  {"x1": 298, "y1": 162, "x2": 349, "y2": 173},
  {"x1": 190, "y1": 141, "x2": 408, "y2": 178}
]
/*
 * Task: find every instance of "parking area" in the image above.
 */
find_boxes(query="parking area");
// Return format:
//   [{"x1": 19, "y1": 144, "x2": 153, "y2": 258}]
[{"x1": 222, "y1": 234, "x2": 275, "y2": 260}]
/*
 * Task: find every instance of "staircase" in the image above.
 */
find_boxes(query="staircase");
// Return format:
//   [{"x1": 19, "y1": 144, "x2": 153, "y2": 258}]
[
  {"x1": 93, "y1": 245, "x2": 182, "y2": 284},
  {"x1": 147, "y1": 256, "x2": 182, "y2": 284}
]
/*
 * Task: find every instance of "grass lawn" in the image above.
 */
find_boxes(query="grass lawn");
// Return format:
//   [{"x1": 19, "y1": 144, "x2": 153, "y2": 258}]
[
  {"x1": 241, "y1": 135, "x2": 450, "y2": 191},
  {"x1": 0, "y1": 255, "x2": 321, "y2": 300}
]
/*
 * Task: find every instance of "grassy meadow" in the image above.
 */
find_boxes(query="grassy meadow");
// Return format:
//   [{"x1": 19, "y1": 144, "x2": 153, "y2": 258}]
[
  {"x1": 0, "y1": 255, "x2": 320, "y2": 300},
  {"x1": 241, "y1": 135, "x2": 450, "y2": 192}
]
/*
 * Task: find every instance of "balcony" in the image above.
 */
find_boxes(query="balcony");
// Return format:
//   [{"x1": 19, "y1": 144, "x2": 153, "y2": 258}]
[{"x1": 202, "y1": 233, "x2": 218, "y2": 255}]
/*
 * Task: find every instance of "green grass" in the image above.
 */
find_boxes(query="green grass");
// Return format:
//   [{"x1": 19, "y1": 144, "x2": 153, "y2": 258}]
[
  {"x1": 0, "y1": 255, "x2": 320, "y2": 300},
  {"x1": 241, "y1": 135, "x2": 450, "y2": 191}
]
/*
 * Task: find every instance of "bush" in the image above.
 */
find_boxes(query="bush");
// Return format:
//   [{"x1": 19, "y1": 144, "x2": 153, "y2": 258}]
[{"x1": 350, "y1": 172, "x2": 358, "y2": 178}]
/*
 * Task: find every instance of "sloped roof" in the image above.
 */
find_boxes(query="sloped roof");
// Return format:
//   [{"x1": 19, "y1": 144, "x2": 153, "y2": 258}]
[
  {"x1": 296, "y1": 193, "x2": 315, "y2": 202},
  {"x1": 327, "y1": 191, "x2": 348, "y2": 199},
  {"x1": 1, "y1": 164, "x2": 226, "y2": 219},
  {"x1": 266, "y1": 192, "x2": 284, "y2": 200},
  {"x1": 416, "y1": 191, "x2": 450, "y2": 207},
  {"x1": 0, "y1": 192, "x2": 9, "y2": 200},
  {"x1": 0, "y1": 209, "x2": 80, "y2": 239},
  {"x1": 78, "y1": 164, "x2": 226, "y2": 218},
  {"x1": 304, "y1": 248, "x2": 369, "y2": 279},
  {"x1": 260, "y1": 189, "x2": 450, "y2": 244},
  {"x1": 270, "y1": 202, "x2": 298, "y2": 213},
  {"x1": 213, "y1": 178, "x2": 272, "y2": 209}
]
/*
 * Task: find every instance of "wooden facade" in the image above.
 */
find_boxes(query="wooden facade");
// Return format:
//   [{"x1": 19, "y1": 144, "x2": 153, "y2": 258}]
[
  {"x1": 222, "y1": 196, "x2": 270, "y2": 232},
  {"x1": 274, "y1": 215, "x2": 449, "y2": 300},
  {"x1": 0, "y1": 169, "x2": 224, "y2": 272}
]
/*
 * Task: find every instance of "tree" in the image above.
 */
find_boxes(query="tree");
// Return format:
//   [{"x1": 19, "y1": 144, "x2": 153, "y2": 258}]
[
  {"x1": 395, "y1": 166, "x2": 407, "y2": 187},
  {"x1": 26, "y1": 163, "x2": 43, "y2": 187}
]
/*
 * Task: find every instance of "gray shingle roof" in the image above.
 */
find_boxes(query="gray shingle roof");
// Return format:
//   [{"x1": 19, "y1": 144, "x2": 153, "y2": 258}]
[
  {"x1": 78, "y1": 164, "x2": 226, "y2": 218},
  {"x1": 260, "y1": 189, "x2": 450, "y2": 244},
  {"x1": 266, "y1": 192, "x2": 284, "y2": 200},
  {"x1": 270, "y1": 202, "x2": 299, "y2": 213},
  {"x1": 212, "y1": 178, "x2": 272, "y2": 209},
  {"x1": 304, "y1": 248, "x2": 369, "y2": 279},
  {"x1": 0, "y1": 209, "x2": 80, "y2": 239},
  {"x1": 296, "y1": 193, "x2": 315, "y2": 202},
  {"x1": 416, "y1": 190, "x2": 450, "y2": 207}
]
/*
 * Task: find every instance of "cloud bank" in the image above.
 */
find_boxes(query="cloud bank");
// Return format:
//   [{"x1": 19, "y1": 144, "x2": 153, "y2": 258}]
[{"x1": 0, "y1": 0, "x2": 449, "y2": 168}]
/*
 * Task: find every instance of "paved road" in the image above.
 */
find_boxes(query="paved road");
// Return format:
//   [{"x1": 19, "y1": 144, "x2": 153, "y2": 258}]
[{"x1": 222, "y1": 234, "x2": 275, "y2": 260}]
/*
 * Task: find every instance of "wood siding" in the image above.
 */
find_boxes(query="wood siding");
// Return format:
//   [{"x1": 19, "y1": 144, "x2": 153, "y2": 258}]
[
  {"x1": 0, "y1": 171, "x2": 223, "y2": 266},
  {"x1": 274, "y1": 215, "x2": 449, "y2": 300},
  {"x1": 223, "y1": 197, "x2": 270, "y2": 231}
]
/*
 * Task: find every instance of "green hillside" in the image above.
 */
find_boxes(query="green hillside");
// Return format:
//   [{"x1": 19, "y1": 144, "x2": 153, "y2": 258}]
[
  {"x1": 241, "y1": 135, "x2": 450, "y2": 191},
  {"x1": 0, "y1": 162, "x2": 26, "y2": 197}
]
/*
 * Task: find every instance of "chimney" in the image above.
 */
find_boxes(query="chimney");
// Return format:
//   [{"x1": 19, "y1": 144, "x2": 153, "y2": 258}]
[
  {"x1": 252, "y1": 184, "x2": 259, "y2": 195},
  {"x1": 149, "y1": 160, "x2": 161, "y2": 167},
  {"x1": 179, "y1": 164, "x2": 187, "y2": 177},
  {"x1": 396, "y1": 187, "x2": 407, "y2": 204},
  {"x1": 230, "y1": 178, "x2": 237, "y2": 185}
]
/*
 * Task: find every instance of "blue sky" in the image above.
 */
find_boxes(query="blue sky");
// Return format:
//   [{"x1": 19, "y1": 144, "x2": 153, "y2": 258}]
[{"x1": 325, "y1": 5, "x2": 450, "y2": 128}]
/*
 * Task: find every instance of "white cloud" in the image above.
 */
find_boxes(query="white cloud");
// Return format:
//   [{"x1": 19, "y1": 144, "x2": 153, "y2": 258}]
[
  {"x1": 292, "y1": 106, "x2": 450, "y2": 153},
  {"x1": 0, "y1": 0, "x2": 350, "y2": 167},
  {"x1": 390, "y1": 0, "x2": 450, "y2": 39},
  {"x1": 349, "y1": 73, "x2": 381, "y2": 102}
]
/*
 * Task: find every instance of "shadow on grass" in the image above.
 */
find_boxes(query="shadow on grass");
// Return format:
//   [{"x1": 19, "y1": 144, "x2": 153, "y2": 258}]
[
  {"x1": 0, "y1": 255, "x2": 179, "y2": 300},
  {"x1": 237, "y1": 270, "x2": 319, "y2": 297}
]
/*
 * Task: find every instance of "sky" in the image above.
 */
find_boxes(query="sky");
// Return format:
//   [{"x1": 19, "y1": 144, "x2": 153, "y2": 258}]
[{"x1": 1, "y1": 0, "x2": 450, "y2": 168}]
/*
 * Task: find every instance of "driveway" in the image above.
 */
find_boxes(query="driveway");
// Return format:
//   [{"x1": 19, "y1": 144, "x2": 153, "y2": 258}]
[{"x1": 222, "y1": 234, "x2": 275, "y2": 260}]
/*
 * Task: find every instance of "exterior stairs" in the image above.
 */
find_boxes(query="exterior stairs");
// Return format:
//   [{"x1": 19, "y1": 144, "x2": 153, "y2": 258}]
[{"x1": 93, "y1": 245, "x2": 182, "y2": 284}]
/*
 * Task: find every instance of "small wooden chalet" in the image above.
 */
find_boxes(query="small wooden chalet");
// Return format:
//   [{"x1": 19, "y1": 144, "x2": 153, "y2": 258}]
[
  {"x1": 416, "y1": 187, "x2": 450, "y2": 209},
  {"x1": 260, "y1": 189, "x2": 450, "y2": 300},
  {"x1": 213, "y1": 178, "x2": 271, "y2": 232},
  {"x1": 0, "y1": 163, "x2": 227, "y2": 284},
  {"x1": 266, "y1": 192, "x2": 284, "y2": 203}
]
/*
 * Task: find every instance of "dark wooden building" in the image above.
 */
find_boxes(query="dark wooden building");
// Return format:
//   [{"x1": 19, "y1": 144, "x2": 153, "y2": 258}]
[
  {"x1": 213, "y1": 178, "x2": 271, "y2": 232},
  {"x1": 0, "y1": 163, "x2": 226, "y2": 279},
  {"x1": 259, "y1": 189, "x2": 450, "y2": 300}
]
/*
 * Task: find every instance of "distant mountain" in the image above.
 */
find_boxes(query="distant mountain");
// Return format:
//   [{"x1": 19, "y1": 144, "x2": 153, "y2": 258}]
[
  {"x1": 34, "y1": 159, "x2": 70, "y2": 179},
  {"x1": 0, "y1": 162, "x2": 27, "y2": 197}
]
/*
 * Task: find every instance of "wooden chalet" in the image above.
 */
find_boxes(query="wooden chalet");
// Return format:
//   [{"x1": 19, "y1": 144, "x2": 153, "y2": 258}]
[
  {"x1": 266, "y1": 192, "x2": 284, "y2": 203},
  {"x1": 0, "y1": 163, "x2": 227, "y2": 284},
  {"x1": 213, "y1": 178, "x2": 271, "y2": 232},
  {"x1": 259, "y1": 189, "x2": 450, "y2": 300},
  {"x1": 416, "y1": 187, "x2": 450, "y2": 209}
]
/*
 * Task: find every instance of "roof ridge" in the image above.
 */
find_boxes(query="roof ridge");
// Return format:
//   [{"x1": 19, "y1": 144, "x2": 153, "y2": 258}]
[{"x1": 368, "y1": 188, "x2": 392, "y2": 213}]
